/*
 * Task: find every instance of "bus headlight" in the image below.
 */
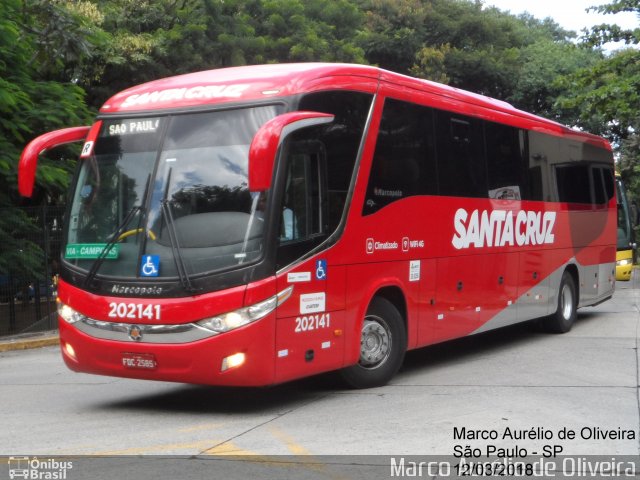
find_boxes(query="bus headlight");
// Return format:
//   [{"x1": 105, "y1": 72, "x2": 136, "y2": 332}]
[
  {"x1": 57, "y1": 301, "x2": 88, "y2": 324},
  {"x1": 197, "y1": 296, "x2": 277, "y2": 333},
  {"x1": 197, "y1": 286, "x2": 292, "y2": 333},
  {"x1": 617, "y1": 259, "x2": 631, "y2": 266}
]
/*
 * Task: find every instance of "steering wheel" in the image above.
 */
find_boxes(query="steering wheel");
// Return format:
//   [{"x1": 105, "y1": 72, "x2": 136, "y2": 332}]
[{"x1": 117, "y1": 228, "x2": 157, "y2": 242}]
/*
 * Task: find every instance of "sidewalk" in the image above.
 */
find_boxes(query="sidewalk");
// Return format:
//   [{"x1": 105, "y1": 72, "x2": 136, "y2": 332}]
[{"x1": 0, "y1": 330, "x2": 59, "y2": 352}]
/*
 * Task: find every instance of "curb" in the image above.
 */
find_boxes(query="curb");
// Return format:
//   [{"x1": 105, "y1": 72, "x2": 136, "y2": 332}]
[{"x1": 0, "y1": 332, "x2": 59, "y2": 352}]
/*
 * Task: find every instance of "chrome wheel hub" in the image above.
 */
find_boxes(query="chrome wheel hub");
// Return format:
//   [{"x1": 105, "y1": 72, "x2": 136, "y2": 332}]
[{"x1": 360, "y1": 316, "x2": 391, "y2": 369}]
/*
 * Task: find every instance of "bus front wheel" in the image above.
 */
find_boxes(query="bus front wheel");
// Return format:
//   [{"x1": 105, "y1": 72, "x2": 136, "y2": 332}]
[
  {"x1": 544, "y1": 271, "x2": 577, "y2": 333},
  {"x1": 340, "y1": 297, "x2": 406, "y2": 389}
]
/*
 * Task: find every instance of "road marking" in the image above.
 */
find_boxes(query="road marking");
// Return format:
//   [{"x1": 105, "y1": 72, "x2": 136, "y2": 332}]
[
  {"x1": 178, "y1": 422, "x2": 225, "y2": 433},
  {"x1": 201, "y1": 442, "x2": 259, "y2": 456},
  {"x1": 92, "y1": 439, "x2": 222, "y2": 455}
]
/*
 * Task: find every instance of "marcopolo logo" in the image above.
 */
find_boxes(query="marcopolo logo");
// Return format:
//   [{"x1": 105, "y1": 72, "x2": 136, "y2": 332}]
[
  {"x1": 7, "y1": 457, "x2": 73, "y2": 479},
  {"x1": 452, "y1": 208, "x2": 556, "y2": 250}
]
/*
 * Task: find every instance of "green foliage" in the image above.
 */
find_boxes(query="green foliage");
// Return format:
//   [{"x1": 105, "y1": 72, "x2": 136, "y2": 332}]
[
  {"x1": 510, "y1": 40, "x2": 602, "y2": 124},
  {"x1": 0, "y1": 0, "x2": 93, "y2": 278},
  {"x1": 557, "y1": 49, "x2": 640, "y2": 141},
  {"x1": 583, "y1": 0, "x2": 640, "y2": 46},
  {"x1": 357, "y1": 0, "x2": 597, "y2": 109},
  {"x1": 0, "y1": 206, "x2": 44, "y2": 280}
]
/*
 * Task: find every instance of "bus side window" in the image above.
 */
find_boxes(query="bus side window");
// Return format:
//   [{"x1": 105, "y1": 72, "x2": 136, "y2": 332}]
[
  {"x1": 436, "y1": 112, "x2": 487, "y2": 198},
  {"x1": 485, "y1": 122, "x2": 526, "y2": 200},
  {"x1": 602, "y1": 167, "x2": 614, "y2": 201},
  {"x1": 280, "y1": 142, "x2": 326, "y2": 242},
  {"x1": 363, "y1": 98, "x2": 437, "y2": 215},
  {"x1": 592, "y1": 167, "x2": 606, "y2": 206},
  {"x1": 555, "y1": 164, "x2": 591, "y2": 204},
  {"x1": 276, "y1": 140, "x2": 328, "y2": 269}
]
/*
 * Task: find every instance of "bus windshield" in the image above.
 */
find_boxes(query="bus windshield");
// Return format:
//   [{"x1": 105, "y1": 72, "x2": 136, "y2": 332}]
[{"x1": 64, "y1": 105, "x2": 282, "y2": 281}]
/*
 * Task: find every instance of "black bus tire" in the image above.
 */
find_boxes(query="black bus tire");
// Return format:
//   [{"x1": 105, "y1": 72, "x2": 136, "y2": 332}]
[
  {"x1": 340, "y1": 296, "x2": 407, "y2": 389},
  {"x1": 544, "y1": 271, "x2": 577, "y2": 333}
]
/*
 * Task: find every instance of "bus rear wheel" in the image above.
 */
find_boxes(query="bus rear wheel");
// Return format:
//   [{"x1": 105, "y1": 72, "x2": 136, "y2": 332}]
[
  {"x1": 340, "y1": 297, "x2": 406, "y2": 389},
  {"x1": 544, "y1": 271, "x2": 577, "y2": 333}
]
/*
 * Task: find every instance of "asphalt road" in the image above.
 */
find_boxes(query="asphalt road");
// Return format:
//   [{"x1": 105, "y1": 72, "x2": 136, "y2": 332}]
[{"x1": 0, "y1": 278, "x2": 638, "y2": 478}]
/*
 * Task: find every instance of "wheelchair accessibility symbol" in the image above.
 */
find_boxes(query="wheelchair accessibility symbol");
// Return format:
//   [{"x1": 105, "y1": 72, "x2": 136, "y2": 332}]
[
  {"x1": 140, "y1": 255, "x2": 160, "y2": 277},
  {"x1": 315, "y1": 259, "x2": 327, "y2": 280}
]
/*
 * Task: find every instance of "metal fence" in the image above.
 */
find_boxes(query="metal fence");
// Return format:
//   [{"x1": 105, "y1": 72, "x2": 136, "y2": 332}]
[{"x1": 0, "y1": 206, "x2": 65, "y2": 336}]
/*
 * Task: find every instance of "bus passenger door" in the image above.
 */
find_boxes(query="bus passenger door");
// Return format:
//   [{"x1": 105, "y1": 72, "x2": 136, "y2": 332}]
[{"x1": 272, "y1": 140, "x2": 344, "y2": 383}]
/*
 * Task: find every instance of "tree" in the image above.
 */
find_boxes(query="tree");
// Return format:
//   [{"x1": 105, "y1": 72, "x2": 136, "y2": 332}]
[
  {"x1": 508, "y1": 40, "x2": 602, "y2": 124},
  {"x1": 557, "y1": 0, "x2": 640, "y2": 206},
  {"x1": 355, "y1": 0, "x2": 432, "y2": 73},
  {"x1": 582, "y1": 0, "x2": 640, "y2": 47},
  {"x1": 0, "y1": 0, "x2": 94, "y2": 282},
  {"x1": 557, "y1": 48, "x2": 640, "y2": 141},
  {"x1": 556, "y1": 2, "x2": 639, "y2": 138},
  {"x1": 78, "y1": 0, "x2": 209, "y2": 108},
  {"x1": 359, "y1": 0, "x2": 594, "y2": 112}
]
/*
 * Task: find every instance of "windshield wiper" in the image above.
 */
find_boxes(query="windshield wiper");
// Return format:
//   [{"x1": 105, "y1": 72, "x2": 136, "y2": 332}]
[
  {"x1": 83, "y1": 174, "x2": 151, "y2": 289},
  {"x1": 83, "y1": 205, "x2": 141, "y2": 289},
  {"x1": 161, "y1": 168, "x2": 199, "y2": 293}
]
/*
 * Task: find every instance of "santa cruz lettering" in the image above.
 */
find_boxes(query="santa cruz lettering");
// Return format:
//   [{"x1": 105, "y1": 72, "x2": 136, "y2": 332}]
[
  {"x1": 122, "y1": 84, "x2": 250, "y2": 108},
  {"x1": 452, "y1": 208, "x2": 556, "y2": 250}
]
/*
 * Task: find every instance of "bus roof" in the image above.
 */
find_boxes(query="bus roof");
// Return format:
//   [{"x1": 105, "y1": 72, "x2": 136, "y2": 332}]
[{"x1": 100, "y1": 62, "x2": 610, "y2": 151}]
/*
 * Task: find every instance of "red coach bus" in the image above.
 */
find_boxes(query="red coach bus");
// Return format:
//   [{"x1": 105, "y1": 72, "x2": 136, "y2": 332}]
[{"x1": 19, "y1": 63, "x2": 616, "y2": 388}]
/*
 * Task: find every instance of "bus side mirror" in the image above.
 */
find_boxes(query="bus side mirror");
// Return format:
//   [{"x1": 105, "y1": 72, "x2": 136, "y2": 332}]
[
  {"x1": 18, "y1": 125, "x2": 93, "y2": 197},
  {"x1": 248, "y1": 111, "x2": 334, "y2": 192}
]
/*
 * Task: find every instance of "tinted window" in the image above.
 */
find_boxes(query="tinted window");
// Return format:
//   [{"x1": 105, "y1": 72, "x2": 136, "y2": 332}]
[
  {"x1": 602, "y1": 167, "x2": 614, "y2": 201},
  {"x1": 556, "y1": 165, "x2": 591, "y2": 204},
  {"x1": 527, "y1": 166, "x2": 544, "y2": 201},
  {"x1": 592, "y1": 168, "x2": 606, "y2": 205},
  {"x1": 436, "y1": 111, "x2": 487, "y2": 197},
  {"x1": 364, "y1": 98, "x2": 437, "y2": 215},
  {"x1": 485, "y1": 122, "x2": 527, "y2": 200},
  {"x1": 279, "y1": 141, "x2": 325, "y2": 242}
]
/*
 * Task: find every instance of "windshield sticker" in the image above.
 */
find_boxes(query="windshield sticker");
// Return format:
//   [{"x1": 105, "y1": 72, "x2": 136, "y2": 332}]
[
  {"x1": 80, "y1": 141, "x2": 94, "y2": 158},
  {"x1": 65, "y1": 243, "x2": 119, "y2": 260},
  {"x1": 106, "y1": 119, "x2": 161, "y2": 137},
  {"x1": 140, "y1": 255, "x2": 160, "y2": 277}
]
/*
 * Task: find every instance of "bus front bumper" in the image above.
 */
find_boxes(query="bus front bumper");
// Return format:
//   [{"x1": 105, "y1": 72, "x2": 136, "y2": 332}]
[{"x1": 58, "y1": 313, "x2": 276, "y2": 386}]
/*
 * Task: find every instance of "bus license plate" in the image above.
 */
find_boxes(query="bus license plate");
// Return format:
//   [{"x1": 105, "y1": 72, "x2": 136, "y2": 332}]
[{"x1": 122, "y1": 353, "x2": 157, "y2": 370}]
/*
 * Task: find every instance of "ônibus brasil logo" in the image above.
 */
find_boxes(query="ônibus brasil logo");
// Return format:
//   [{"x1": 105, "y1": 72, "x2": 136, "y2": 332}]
[
  {"x1": 7, "y1": 457, "x2": 73, "y2": 479},
  {"x1": 452, "y1": 208, "x2": 556, "y2": 250}
]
